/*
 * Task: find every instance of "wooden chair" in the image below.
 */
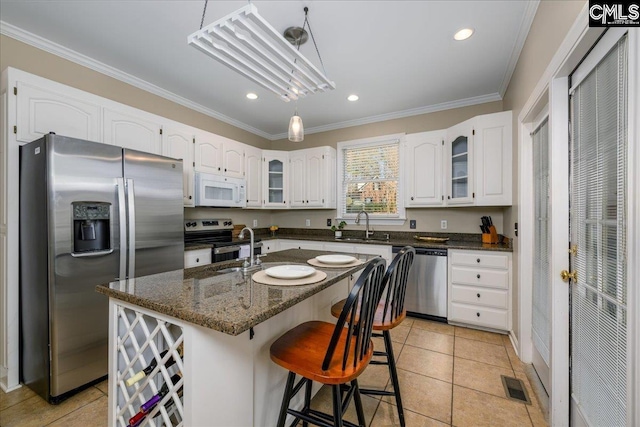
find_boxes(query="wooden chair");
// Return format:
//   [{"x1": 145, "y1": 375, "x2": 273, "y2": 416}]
[
  {"x1": 330, "y1": 246, "x2": 416, "y2": 427},
  {"x1": 270, "y1": 258, "x2": 387, "y2": 427}
]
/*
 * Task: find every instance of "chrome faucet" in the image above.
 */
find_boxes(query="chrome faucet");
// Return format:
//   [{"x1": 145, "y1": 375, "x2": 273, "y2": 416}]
[
  {"x1": 355, "y1": 210, "x2": 374, "y2": 239},
  {"x1": 238, "y1": 226, "x2": 257, "y2": 269}
]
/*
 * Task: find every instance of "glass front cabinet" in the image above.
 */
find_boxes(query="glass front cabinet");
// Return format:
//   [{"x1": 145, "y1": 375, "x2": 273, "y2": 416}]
[
  {"x1": 262, "y1": 151, "x2": 289, "y2": 208},
  {"x1": 446, "y1": 119, "x2": 475, "y2": 205}
]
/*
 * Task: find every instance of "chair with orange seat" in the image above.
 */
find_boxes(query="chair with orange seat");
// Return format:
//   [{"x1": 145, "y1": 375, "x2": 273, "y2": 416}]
[
  {"x1": 270, "y1": 258, "x2": 387, "y2": 427},
  {"x1": 330, "y1": 246, "x2": 415, "y2": 427}
]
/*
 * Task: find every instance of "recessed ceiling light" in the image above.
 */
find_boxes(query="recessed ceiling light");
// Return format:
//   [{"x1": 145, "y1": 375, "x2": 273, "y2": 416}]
[
  {"x1": 454, "y1": 28, "x2": 474, "y2": 41},
  {"x1": 246, "y1": 92, "x2": 258, "y2": 100},
  {"x1": 347, "y1": 94, "x2": 359, "y2": 102}
]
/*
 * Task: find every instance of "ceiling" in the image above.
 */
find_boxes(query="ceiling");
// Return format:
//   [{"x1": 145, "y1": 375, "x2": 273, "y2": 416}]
[{"x1": 0, "y1": 1, "x2": 538, "y2": 140}]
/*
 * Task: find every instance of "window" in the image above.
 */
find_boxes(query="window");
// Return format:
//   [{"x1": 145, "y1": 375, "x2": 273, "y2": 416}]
[{"x1": 337, "y1": 134, "x2": 405, "y2": 223}]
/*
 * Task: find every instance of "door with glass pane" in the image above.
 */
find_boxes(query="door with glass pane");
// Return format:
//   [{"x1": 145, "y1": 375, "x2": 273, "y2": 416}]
[
  {"x1": 568, "y1": 32, "x2": 628, "y2": 426},
  {"x1": 262, "y1": 152, "x2": 288, "y2": 208},
  {"x1": 446, "y1": 119, "x2": 474, "y2": 205},
  {"x1": 531, "y1": 117, "x2": 551, "y2": 393}
]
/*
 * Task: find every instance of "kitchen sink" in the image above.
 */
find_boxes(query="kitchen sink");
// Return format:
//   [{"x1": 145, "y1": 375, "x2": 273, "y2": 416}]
[
  {"x1": 335, "y1": 237, "x2": 390, "y2": 243},
  {"x1": 215, "y1": 267, "x2": 243, "y2": 274}
]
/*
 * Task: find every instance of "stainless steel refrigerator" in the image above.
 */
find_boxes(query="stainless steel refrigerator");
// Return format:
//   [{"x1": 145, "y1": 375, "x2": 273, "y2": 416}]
[{"x1": 19, "y1": 134, "x2": 184, "y2": 403}]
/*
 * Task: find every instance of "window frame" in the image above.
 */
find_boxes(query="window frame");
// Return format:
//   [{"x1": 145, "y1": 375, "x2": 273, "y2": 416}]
[{"x1": 336, "y1": 133, "x2": 406, "y2": 225}]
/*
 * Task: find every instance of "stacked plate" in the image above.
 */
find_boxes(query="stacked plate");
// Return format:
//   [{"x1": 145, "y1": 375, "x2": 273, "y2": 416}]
[
  {"x1": 265, "y1": 265, "x2": 316, "y2": 280},
  {"x1": 315, "y1": 255, "x2": 356, "y2": 265}
]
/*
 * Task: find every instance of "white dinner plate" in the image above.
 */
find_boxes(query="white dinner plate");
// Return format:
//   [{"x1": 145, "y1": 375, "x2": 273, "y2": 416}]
[
  {"x1": 265, "y1": 265, "x2": 316, "y2": 280},
  {"x1": 315, "y1": 254, "x2": 356, "y2": 265}
]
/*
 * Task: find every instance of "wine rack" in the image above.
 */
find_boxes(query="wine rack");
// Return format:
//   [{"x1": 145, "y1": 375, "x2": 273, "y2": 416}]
[{"x1": 115, "y1": 303, "x2": 185, "y2": 427}]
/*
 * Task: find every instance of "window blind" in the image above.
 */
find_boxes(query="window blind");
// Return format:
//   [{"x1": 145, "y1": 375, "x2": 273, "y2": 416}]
[
  {"x1": 570, "y1": 34, "x2": 627, "y2": 427},
  {"x1": 532, "y1": 117, "x2": 550, "y2": 366},
  {"x1": 341, "y1": 141, "x2": 399, "y2": 216}
]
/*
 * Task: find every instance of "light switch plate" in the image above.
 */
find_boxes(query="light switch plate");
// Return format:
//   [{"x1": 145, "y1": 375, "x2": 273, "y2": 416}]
[
  {"x1": 409, "y1": 220, "x2": 416, "y2": 229},
  {"x1": 252, "y1": 219, "x2": 258, "y2": 227},
  {"x1": 305, "y1": 219, "x2": 311, "y2": 227},
  {"x1": 441, "y1": 220, "x2": 448, "y2": 229}
]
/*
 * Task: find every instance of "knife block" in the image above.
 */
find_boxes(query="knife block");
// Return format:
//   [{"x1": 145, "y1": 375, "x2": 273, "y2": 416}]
[{"x1": 482, "y1": 225, "x2": 499, "y2": 244}]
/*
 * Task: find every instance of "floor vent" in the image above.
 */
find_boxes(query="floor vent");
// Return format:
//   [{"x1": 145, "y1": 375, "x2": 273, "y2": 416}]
[{"x1": 501, "y1": 375, "x2": 531, "y2": 404}]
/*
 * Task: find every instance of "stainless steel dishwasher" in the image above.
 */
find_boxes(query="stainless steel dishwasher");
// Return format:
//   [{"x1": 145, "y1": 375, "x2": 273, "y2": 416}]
[{"x1": 394, "y1": 247, "x2": 448, "y2": 321}]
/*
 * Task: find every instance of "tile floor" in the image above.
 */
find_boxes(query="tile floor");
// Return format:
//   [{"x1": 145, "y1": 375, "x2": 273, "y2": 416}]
[{"x1": 0, "y1": 318, "x2": 548, "y2": 426}]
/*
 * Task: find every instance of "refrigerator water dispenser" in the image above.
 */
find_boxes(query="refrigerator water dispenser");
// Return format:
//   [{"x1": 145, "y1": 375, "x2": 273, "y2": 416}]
[{"x1": 72, "y1": 202, "x2": 111, "y2": 254}]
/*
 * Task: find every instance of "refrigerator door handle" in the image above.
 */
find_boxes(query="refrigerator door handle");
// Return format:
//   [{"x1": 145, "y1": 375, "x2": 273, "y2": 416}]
[
  {"x1": 117, "y1": 178, "x2": 127, "y2": 280},
  {"x1": 126, "y1": 179, "x2": 136, "y2": 278}
]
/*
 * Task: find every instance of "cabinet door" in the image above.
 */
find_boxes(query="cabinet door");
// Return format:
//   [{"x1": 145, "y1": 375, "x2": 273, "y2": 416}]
[
  {"x1": 305, "y1": 148, "x2": 325, "y2": 207},
  {"x1": 263, "y1": 151, "x2": 288, "y2": 208},
  {"x1": 222, "y1": 140, "x2": 244, "y2": 178},
  {"x1": 16, "y1": 81, "x2": 101, "y2": 143},
  {"x1": 405, "y1": 131, "x2": 445, "y2": 206},
  {"x1": 245, "y1": 145, "x2": 262, "y2": 208},
  {"x1": 103, "y1": 109, "x2": 162, "y2": 154},
  {"x1": 445, "y1": 119, "x2": 474, "y2": 205},
  {"x1": 163, "y1": 127, "x2": 195, "y2": 206},
  {"x1": 474, "y1": 111, "x2": 512, "y2": 206},
  {"x1": 194, "y1": 134, "x2": 223, "y2": 174},
  {"x1": 289, "y1": 151, "x2": 306, "y2": 207}
]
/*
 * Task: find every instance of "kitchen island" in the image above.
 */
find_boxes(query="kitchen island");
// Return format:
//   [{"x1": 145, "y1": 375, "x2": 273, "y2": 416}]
[{"x1": 97, "y1": 249, "x2": 375, "y2": 427}]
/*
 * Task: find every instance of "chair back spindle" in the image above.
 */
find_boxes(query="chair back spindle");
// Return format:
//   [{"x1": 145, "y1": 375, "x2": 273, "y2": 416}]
[
  {"x1": 380, "y1": 247, "x2": 416, "y2": 324},
  {"x1": 321, "y1": 258, "x2": 387, "y2": 371}
]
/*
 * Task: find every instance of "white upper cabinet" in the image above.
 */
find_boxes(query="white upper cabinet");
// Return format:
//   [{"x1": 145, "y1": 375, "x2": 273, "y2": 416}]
[
  {"x1": 103, "y1": 108, "x2": 162, "y2": 154},
  {"x1": 162, "y1": 126, "x2": 195, "y2": 207},
  {"x1": 289, "y1": 147, "x2": 336, "y2": 209},
  {"x1": 194, "y1": 133, "x2": 223, "y2": 174},
  {"x1": 263, "y1": 151, "x2": 289, "y2": 208},
  {"x1": 473, "y1": 111, "x2": 512, "y2": 206},
  {"x1": 16, "y1": 81, "x2": 101, "y2": 144},
  {"x1": 194, "y1": 133, "x2": 245, "y2": 178},
  {"x1": 244, "y1": 145, "x2": 262, "y2": 208},
  {"x1": 445, "y1": 118, "x2": 475, "y2": 205},
  {"x1": 405, "y1": 130, "x2": 445, "y2": 207}
]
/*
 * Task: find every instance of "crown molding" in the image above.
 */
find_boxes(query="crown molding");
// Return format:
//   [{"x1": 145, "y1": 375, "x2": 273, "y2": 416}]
[
  {"x1": 271, "y1": 92, "x2": 503, "y2": 140},
  {"x1": 0, "y1": 21, "x2": 272, "y2": 140},
  {"x1": 499, "y1": 0, "x2": 540, "y2": 97}
]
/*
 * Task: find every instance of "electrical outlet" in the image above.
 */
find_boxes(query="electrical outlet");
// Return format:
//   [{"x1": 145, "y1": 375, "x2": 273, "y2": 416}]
[
  {"x1": 441, "y1": 220, "x2": 448, "y2": 229},
  {"x1": 327, "y1": 218, "x2": 332, "y2": 227},
  {"x1": 409, "y1": 220, "x2": 416, "y2": 229},
  {"x1": 305, "y1": 219, "x2": 311, "y2": 227},
  {"x1": 252, "y1": 219, "x2": 258, "y2": 227}
]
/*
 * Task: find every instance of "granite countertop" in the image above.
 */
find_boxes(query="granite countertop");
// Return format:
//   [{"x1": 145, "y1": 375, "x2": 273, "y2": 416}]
[{"x1": 96, "y1": 249, "x2": 374, "y2": 336}]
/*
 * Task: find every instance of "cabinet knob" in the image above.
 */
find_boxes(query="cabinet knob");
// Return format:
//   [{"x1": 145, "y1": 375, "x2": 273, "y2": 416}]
[
  {"x1": 306, "y1": 200, "x2": 309, "y2": 203},
  {"x1": 224, "y1": 168, "x2": 227, "y2": 172},
  {"x1": 196, "y1": 258, "x2": 200, "y2": 262},
  {"x1": 477, "y1": 293, "x2": 481, "y2": 298},
  {"x1": 477, "y1": 258, "x2": 481, "y2": 263},
  {"x1": 189, "y1": 196, "x2": 192, "y2": 199},
  {"x1": 218, "y1": 167, "x2": 221, "y2": 171},
  {"x1": 448, "y1": 196, "x2": 451, "y2": 200},
  {"x1": 476, "y1": 312, "x2": 481, "y2": 317},
  {"x1": 411, "y1": 196, "x2": 414, "y2": 200},
  {"x1": 477, "y1": 274, "x2": 481, "y2": 279}
]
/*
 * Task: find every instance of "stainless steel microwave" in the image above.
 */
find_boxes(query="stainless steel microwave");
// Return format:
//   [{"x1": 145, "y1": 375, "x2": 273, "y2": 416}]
[{"x1": 194, "y1": 172, "x2": 246, "y2": 208}]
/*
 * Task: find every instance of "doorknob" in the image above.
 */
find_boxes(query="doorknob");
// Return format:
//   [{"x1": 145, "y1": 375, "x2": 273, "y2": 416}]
[{"x1": 560, "y1": 270, "x2": 577, "y2": 282}]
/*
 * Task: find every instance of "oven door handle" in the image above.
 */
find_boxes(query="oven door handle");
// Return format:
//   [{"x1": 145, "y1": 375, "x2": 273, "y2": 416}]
[{"x1": 214, "y1": 245, "x2": 241, "y2": 255}]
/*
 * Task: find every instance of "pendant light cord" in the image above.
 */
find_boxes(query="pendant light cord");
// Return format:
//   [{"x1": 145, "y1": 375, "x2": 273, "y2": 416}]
[
  {"x1": 200, "y1": 0, "x2": 208, "y2": 30},
  {"x1": 303, "y1": 8, "x2": 327, "y2": 76}
]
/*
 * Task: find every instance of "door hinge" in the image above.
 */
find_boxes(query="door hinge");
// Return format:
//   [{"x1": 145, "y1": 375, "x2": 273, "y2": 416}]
[
  {"x1": 441, "y1": 140, "x2": 444, "y2": 145},
  {"x1": 193, "y1": 138, "x2": 195, "y2": 144},
  {"x1": 472, "y1": 129, "x2": 475, "y2": 136},
  {"x1": 13, "y1": 87, "x2": 17, "y2": 95},
  {"x1": 193, "y1": 161, "x2": 195, "y2": 167},
  {"x1": 159, "y1": 129, "x2": 163, "y2": 135},
  {"x1": 441, "y1": 195, "x2": 444, "y2": 201},
  {"x1": 473, "y1": 192, "x2": 475, "y2": 198},
  {"x1": 13, "y1": 125, "x2": 17, "y2": 134}
]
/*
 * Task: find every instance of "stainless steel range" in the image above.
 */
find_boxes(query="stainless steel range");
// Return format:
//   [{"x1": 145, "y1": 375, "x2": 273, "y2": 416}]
[{"x1": 184, "y1": 219, "x2": 262, "y2": 263}]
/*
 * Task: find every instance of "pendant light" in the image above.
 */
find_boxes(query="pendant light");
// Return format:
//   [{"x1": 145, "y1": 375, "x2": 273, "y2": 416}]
[{"x1": 288, "y1": 107, "x2": 304, "y2": 142}]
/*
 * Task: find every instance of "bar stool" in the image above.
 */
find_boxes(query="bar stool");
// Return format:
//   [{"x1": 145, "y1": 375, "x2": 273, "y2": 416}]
[
  {"x1": 270, "y1": 258, "x2": 387, "y2": 427},
  {"x1": 330, "y1": 246, "x2": 416, "y2": 427}
]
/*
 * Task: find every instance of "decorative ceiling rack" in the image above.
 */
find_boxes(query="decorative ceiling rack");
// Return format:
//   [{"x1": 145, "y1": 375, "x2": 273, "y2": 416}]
[{"x1": 188, "y1": 3, "x2": 335, "y2": 102}]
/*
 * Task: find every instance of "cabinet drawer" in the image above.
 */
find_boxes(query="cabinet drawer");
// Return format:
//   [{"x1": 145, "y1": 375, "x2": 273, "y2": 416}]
[
  {"x1": 450, "y1": 251, "x2": 509, "y2": 269},
  {"x1": 450, "y1": 285, "x2": 508, "y2": 309},
  {"x1": 449, "y1": 302, "x2": 509, "y2": 331},
  {"x1": 450, "y1": 266, "x2": 509, "y2": 289},
  {"x1": 184, "y1": 249, "x2": 211, "y2": 268}
]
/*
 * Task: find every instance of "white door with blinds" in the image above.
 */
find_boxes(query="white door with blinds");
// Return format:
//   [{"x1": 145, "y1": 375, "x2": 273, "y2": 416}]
[
  {"x1": 568, "y1": 30, "x2": 628, "y2": 426},
  {"x1": 531, "y1": 116, "x2": 551, "y2": 394}
]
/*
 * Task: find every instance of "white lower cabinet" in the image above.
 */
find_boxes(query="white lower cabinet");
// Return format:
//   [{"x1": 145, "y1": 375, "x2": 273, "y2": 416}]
[
  {"x1": 448, "y1": 249, "x2": 512, "y2": 332},
  {"x1": 184, "y1": 249, "x2": 212, "y2": 268},
  {"x1": 262, "y1": 240, "x2": 280, "y2": 253}
]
